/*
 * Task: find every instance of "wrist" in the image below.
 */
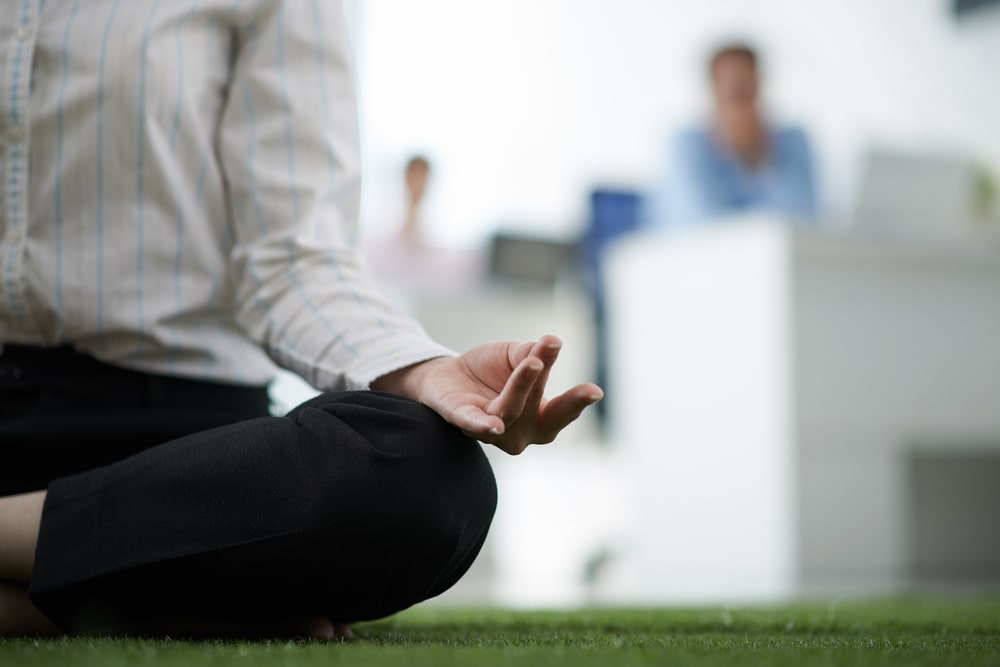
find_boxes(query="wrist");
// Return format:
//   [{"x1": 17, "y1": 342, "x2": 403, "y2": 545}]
[{"x1": 370, "y1": 355, "x2": 453, "y2": 400}]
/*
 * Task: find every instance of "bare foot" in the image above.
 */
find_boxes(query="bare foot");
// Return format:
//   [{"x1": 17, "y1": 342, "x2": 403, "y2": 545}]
[
  {"x1": 301, "y1": 616, "x2": 353, "y2": 639},
  {"x1": 80, "y1": 613, "x2": 353, "y2": 640}
]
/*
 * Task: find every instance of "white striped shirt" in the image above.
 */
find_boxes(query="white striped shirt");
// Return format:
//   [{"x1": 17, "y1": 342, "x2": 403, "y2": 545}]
[{"x1": 0, "y1": 0, "x2": 452, "y2": 390}]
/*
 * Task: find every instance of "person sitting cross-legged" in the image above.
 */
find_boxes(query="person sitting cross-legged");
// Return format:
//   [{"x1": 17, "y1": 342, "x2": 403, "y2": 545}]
[{"x1": 0, "y1": 0, "x2": 601, "y2": 638}]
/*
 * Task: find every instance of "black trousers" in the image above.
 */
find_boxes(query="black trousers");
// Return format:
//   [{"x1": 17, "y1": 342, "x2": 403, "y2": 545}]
[{"x1": 0, "y1": 345, "x2": 497, "y2": 632}]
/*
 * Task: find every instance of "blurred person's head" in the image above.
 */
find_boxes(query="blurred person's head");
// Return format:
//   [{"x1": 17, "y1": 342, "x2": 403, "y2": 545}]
[
  {"x1": 405, "y1": 155, "x2": 431, "y2": 207},
  {"x1": 708, "y1": 43, "x2": 764, "y2": 163}
]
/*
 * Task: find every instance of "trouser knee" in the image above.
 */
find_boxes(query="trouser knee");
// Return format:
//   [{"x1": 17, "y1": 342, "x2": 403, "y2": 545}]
[{"x1": 285, "y1": 391, "x2": 498, "y2": 621}]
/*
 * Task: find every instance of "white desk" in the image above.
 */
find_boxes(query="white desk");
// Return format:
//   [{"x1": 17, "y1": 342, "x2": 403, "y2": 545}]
[{"x1": 604, "y1": 219, "x2": 1000, "y2": 602}]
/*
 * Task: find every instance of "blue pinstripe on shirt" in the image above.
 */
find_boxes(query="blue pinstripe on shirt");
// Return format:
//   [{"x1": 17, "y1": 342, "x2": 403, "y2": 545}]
[
  {"x1": 274, "y1": 5, "x2": 358, "y2": 359},
  {"x1": 135, "y1": 0, "x2": 165, "y2": 348},
  {"x1": 52, "y1": 0, "x2": 81, "y2": 338},
  {"x1": 95, "y1": 0, "x2": 125, "y2": 342}
]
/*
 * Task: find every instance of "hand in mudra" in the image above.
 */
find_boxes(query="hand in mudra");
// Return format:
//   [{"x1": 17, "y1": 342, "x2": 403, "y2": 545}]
[{"x1": 373, "y1": 335, "x2": 603, "y2": 455}]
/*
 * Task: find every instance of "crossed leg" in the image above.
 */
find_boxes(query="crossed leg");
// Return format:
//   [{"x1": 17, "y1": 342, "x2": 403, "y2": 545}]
[{"x1": 0, "y1": 392, "x2": 496, "y2": 638}]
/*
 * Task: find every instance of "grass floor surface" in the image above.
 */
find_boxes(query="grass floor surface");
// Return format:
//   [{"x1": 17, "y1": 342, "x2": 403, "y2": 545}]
[{"x1": 2, "y1": 598, "x2": 999, "y2": 666}]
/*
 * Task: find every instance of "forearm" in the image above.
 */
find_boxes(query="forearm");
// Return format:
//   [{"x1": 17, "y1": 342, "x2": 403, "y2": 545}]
[{"x1": 233, "y1": 240, "x2": 453, "y2": 390}]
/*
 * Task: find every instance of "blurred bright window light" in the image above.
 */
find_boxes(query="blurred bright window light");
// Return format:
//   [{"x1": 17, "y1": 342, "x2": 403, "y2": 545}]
[{"x1": 354, "y1": 0, "x2": 1000, "y2": 245}]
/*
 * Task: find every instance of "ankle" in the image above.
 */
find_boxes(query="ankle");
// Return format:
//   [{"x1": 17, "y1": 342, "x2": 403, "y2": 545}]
[{"x1": 0, "y1": 491, "x2": 46, "y2": 582}]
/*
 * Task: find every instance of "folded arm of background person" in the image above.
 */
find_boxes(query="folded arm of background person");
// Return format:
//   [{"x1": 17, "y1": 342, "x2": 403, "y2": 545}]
[{"x1": 653, "y1": 126, "x2": 817, "y2": 226}]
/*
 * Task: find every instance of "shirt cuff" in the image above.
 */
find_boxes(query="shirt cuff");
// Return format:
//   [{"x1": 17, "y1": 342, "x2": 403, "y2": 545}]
[{"x1": 312, "y1": 337, "x2": 457, "y2": 392}]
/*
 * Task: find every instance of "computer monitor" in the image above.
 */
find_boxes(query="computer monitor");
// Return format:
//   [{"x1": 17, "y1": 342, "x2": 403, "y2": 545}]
[
  {"x1": 488, "y1": 232, "x2": 577, "y2": 289},
  {"x1": 852, "y1": 149, "x2": 978, "y2": 242}
]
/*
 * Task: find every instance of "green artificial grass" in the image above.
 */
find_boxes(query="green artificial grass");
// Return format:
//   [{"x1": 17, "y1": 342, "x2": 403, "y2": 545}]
[{"x1": 2, "y1": 598, "x2": 999, "y2": 667}]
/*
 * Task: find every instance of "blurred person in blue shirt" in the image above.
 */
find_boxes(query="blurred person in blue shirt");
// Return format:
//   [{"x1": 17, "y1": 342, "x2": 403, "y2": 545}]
[{"x1": 653, "y1": 43, "x2": 817, "y2": 226}]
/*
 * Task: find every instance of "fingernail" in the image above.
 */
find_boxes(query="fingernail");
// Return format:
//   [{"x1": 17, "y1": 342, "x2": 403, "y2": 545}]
[
  {"x1": 589, "y1": 392, "x2": 605, "y2": 401},
  {"x1": 490, "y1": 425, "x2": 505, "y2": 435},
  {"x1": 528, "y1": 361, "x2": 544, "y2": 371}
]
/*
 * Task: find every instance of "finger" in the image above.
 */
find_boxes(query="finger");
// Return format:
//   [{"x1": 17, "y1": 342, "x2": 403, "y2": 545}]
[
  {"x1": 451, "y1": 403, "x2": 529, "y2": 453},
  {"x1": 486, "y1": 355, "x2": 545, "y2": 425},
  {"x1": 505, "y1": 334, "x2": 561, "y2": 369},
  {"x1": 449, "y1": 403, "x2": 506, "y2": 436},
  {"x1": 533, "y1": 383, "x2": 604, "y2": 443},
  {"x1": 505, "y1": 337, "x2": 547, "y2": 368},
  {"x1": 523, "y1": 337, "x2": 563, "y2": 406},
  {"x1": 465, "y1": 426, "x2": 531, "y2": 455},
  {"x1": 526, "y1": 335, "x2": 562, "y2": 368},
  {"x1": 491, "y1": 337, "x2": 561, "y2": 429}
]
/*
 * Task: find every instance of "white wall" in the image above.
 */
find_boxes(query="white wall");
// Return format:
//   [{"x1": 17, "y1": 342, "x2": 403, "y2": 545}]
[{"x1": 354, "y1": 0, "x2": 1000, "y2": 245}]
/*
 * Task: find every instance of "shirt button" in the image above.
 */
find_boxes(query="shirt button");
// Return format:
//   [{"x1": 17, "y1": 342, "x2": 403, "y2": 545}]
[
  {"x1": 6, "y1": 124, "x2": 25, "y2": 144},
  {"x1": 16, "y1": 25, "x2": 35, "y2": 41}
]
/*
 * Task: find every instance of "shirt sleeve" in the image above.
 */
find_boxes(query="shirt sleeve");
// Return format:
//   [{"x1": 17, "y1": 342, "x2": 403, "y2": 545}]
[
  {"x1": 769, "y1": 126, "x2": 818, "y2": 217},
  {"x1": 217, "y1": 0, "x2": 454, "y2": 391}
]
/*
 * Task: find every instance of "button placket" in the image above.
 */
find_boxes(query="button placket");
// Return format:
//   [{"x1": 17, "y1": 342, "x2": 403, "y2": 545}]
[{"x1": 1, "y1": 0, "x2": 40, "y2": 333}]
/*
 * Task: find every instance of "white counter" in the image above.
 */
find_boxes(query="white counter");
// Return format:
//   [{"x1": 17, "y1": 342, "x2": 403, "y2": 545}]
[{"x1": 604, "y1": 218, "x2": 1000, "y2": 601}]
